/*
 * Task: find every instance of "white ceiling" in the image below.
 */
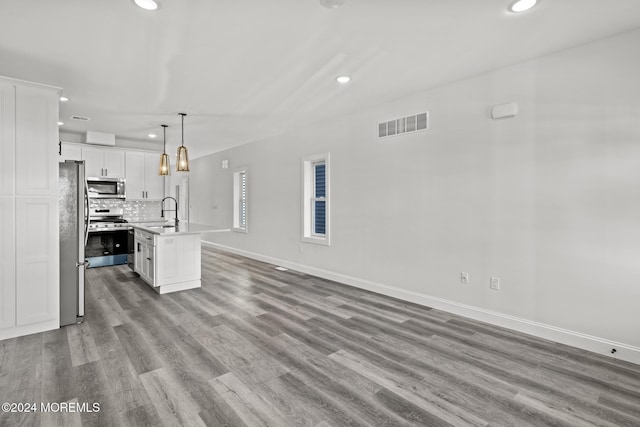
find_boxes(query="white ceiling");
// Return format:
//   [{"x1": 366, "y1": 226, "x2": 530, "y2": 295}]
[{"x1": 2, "y1": 0, "x2": 640, "y2": 158}]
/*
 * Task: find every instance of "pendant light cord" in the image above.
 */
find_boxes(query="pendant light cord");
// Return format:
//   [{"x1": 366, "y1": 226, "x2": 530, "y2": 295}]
[
  {"x1": 179, "y1": 113, "x2": 187, "y2": 147},
  {"x1": 162, "y1": 124, "x2": 168, "y2": 152}
]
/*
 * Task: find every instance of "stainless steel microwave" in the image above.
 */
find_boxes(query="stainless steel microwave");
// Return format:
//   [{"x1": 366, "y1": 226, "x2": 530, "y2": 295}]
[{"x1": 87, "y1": 177, "x2": 126, "y2": 199}]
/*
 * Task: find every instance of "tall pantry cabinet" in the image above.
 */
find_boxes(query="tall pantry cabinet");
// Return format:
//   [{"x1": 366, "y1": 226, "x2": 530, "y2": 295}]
[{"x1": 0, "y1": 76, "x2": 60, "y2": 340}]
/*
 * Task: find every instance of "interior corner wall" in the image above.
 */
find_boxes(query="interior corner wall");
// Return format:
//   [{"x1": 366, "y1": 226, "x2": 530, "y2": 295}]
[{"x1": 190, "y1": 28, "x2": 640, "y2": 361}]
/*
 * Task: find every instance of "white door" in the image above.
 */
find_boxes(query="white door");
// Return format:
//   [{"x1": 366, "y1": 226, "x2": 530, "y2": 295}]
[
  {"x1": 15, "y1": 85, "x2": 58, "y2": 196},
  {"x1": 104, "y1": 150, "x2": 125, "y2": 178},
  {"x1": 140, "y1": 241, "x2": 153, "y2": 284},
  {"x1": 15, "y1": 197, "x2": 59, "y2": 326},
  {"x1": 82, "y1": 147, "x2": 105, "y2": 177}
]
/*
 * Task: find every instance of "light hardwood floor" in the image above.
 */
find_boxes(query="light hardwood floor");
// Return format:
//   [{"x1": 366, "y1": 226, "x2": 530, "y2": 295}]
[{"x1": 1, "y1": 246, "x2": 639, "y2": 426}]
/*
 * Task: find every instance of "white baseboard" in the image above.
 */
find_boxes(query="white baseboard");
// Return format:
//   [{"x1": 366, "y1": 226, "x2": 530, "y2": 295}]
[
  {"x1": 0, "y1": 319, "x2": 59, "y2": 341},
  {"x1": 202, "y1": 241, "x2": 640, "y2": 366}
]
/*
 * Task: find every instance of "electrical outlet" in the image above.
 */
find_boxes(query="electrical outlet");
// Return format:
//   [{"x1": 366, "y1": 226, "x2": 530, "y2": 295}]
[
  {"x1": 490, "y1": 277, "x2": 501, "y2": 290},
  {"x1": 460, "y1": 272, "x2": 469, "y2": 284}
]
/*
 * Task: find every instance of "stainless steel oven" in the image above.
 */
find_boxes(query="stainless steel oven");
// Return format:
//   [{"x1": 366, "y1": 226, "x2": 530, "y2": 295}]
[
  {"x1": 86, "y1": 227, "x2": 129, "y2": 267},
  {"x1": 86, "y1": 205, "x2": 130, "y2": 268},
  {"x1": 87, "y1": 177, "x2": 125, "y2": 199}
]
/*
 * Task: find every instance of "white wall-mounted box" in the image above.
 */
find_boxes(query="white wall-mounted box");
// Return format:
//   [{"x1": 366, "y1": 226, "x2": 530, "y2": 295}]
[{"x1": 85, "y1": 130, "x2": 115, "y2": 146}]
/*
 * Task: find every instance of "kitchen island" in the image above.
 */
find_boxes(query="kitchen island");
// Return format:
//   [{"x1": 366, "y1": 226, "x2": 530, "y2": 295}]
[{"x1": 132, "y1": 222, "x2": 226, "y2": 294}]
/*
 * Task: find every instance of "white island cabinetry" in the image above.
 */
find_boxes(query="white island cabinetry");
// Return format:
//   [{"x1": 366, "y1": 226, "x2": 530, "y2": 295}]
[
  {"x1": 133, "y1": 223, "x2": 210, "y2": 294},
  {"x1": 134, "y1": 229, "x2": 155, "y2": 285}
]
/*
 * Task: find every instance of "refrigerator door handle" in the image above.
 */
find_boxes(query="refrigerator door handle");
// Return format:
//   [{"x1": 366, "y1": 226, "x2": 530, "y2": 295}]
[{"x1": 78, "y1": 259, "x2": 87, "y2": 318}]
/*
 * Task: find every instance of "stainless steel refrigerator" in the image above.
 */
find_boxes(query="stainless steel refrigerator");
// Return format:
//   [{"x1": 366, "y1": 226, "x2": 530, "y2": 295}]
[{"x1": 59, "y1": 160, "x2": 89, "y2": 326}]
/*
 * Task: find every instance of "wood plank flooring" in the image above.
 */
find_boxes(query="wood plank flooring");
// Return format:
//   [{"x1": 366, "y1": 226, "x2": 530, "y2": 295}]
[{"x1": 1, "y1": 246, "x2": 640, "y2": 426}]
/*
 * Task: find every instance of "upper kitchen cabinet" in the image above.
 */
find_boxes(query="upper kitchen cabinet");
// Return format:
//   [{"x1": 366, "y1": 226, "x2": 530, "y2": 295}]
[
  {"x1": 144, "y1": 152, "x2": 164, "y2": 199},
  {"x1": 82, "y1": 146, "x2": 125, "y2": 178},
  {"x1": 0, "y1": 82, "x2": 15, "y2": 195},
  {"x1": 125, "y1": 151, "x2": 164, "y2": 200},
  {"x1": 59, "y1": 142, "x2": 82, "y2": 162},
  {"x1": 14, "y1": 85, "x2": 59, "y2": 196}
]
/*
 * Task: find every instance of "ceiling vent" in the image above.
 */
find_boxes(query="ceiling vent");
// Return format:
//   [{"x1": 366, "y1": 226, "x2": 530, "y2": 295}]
[
  {"x1": 85, "y1": 131, "x2": 115, "y2": 146},
  {"x1": 378, "y1": 112, "x2": 428, "y2": 138},
  {"x1": 70, "y1": 115, "x2": 90, "y2": 121}
]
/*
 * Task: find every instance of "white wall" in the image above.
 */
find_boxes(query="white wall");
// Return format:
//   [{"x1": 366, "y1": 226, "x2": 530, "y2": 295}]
[{"x1": 191, "y1": 28, "x2": 640, "y2": 362}]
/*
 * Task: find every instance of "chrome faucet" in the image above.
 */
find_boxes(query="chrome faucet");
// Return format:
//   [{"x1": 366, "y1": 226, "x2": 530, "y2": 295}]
[{"x1": 161, "y1": 196, "x2": 179, "y2": 226}]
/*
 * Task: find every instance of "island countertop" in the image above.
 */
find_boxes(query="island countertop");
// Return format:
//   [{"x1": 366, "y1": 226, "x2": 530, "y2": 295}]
[{"x1": 131, "y1": 222, "x2": 230, "y2": 236}]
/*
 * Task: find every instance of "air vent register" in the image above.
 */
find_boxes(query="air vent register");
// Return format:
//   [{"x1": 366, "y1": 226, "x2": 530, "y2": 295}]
[{"x1": 378, "y1": 112, "x2": 429, "y2": 139}]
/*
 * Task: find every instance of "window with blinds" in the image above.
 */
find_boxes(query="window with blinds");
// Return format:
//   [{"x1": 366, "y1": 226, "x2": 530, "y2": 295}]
[
  {"x1": 233, "y1": 169, "x2": 248, "y2": 232},
  {"x1": 302, "y1": 153, "x2": 330, "y2": 245},
  {"x1": 312, "y1": 162, "x2": 326, "y2": 235}
]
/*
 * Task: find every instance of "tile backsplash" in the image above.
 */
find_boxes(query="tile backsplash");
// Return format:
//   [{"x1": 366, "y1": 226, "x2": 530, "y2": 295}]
[
  {"x1": 89, "y1": 199, "x2": 162, "y2": 221},
  {"x1": 124, "y1": 200, "x2": 162, "y2": 221}
]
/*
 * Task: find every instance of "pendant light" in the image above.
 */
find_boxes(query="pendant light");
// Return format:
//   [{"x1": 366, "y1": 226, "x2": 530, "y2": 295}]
[
  {"x1": 176, "y1": 113, "x2": 190, "y2": 172},
  {"x1": 159, "y1": 124, "x2": 170, "y2": 176}
]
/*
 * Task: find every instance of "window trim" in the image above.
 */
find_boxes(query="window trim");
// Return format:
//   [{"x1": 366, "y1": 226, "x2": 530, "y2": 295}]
[
  {"x1": 232, "y1": 168, "x2": 248, "y2": 233},
  {"x1": 302, "y1": 153, "x2": 330, "y2": 245}
]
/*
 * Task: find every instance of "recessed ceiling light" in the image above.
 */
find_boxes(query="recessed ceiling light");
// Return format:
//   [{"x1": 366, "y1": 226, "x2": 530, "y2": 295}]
[
  {"x1": 59, "y1": 96, "x2": 69, "y2": 102},
  {"x1": 320, "y1": 0, "x2": 346, "y2": 9},
  {"x1": 509, "y1": 0, "x2": 537, "y2": 13},
  {"x1": 336, "y1": 76, "x2": 351, "y2": 84},
  {"x1": 58, "y1": 121, "x2": 64, "y2": 126},
  {"x1": 148, "y1": 133, "x2": 157, "y2": 138},
  {"x1": 134, "y1": 0, "x2": 158, "y2": 11}
]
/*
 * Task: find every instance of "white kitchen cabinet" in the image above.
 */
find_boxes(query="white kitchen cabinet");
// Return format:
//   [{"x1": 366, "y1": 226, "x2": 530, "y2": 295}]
[
  {"x1": 81, "y1": 146, "x2": 104, "y2": 176},
  {"x1": 142, "y1": 240, "x2": 155, "y2": 283},
  {"x1": 82, "y1": 146, "x2": 125, "y2": 178},
  {"x1": 126, "y1": 151, "x2": 145, "y2": 199},
  {"x1": 0, "y1": 197, "x2": 15, "y2": 330},
  {"x1": 144, "y1": 153, "x2": 165, "y2": 199},
  {"x1": 59, "y1": 142, "x2": 82, "y2": 162},
  {"x1": 156, "y1": 233, "x2": 201, "y2": 287},
  {"x1": 0, "y1": 76, "x2": 60, "y2": 340},
  {"x1": 125, "y1": 151, "x2": 164, "y2": 200},
  {"x1": 0, "y1": 82, "x2": 15, "y2": 196},
  {"x1": 15, "y1": 197, "x2": 58, "y2": 325},
  {"x1": 15, "y1": 86, "x2": 59, "y2": 196},
  {"x1": 134, "y1": 229, "x2": 155, "y2": 284}
]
